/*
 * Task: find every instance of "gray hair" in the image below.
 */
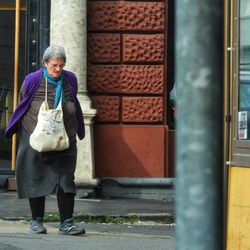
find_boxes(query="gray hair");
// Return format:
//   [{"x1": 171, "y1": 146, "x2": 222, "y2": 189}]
[{"x1": 42, "y1": 44, "x2": 66, "y2": 64}]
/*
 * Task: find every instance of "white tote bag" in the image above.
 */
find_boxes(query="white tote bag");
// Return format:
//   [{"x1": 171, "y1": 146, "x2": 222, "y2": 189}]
[{"x1": 29, "y1": 78, "x2": 69, "y2": 152}]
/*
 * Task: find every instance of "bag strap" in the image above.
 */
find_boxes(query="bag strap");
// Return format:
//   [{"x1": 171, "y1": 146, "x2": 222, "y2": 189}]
[{"x1": 45, "y1": 76, "x2": 48, "y2": 103}]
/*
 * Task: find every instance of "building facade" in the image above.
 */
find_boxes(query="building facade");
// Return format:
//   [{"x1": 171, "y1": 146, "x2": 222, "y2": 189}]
[{"x1": 0, "y1": 0, "x2": 174, "y2": 197}]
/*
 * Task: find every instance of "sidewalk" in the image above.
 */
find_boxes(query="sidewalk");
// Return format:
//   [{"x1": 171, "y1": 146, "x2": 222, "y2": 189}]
[
  {"x1": 0, "y1": 191, "x2": 175, "y2": 223},
  {"x1": 0, "y1": 220, "x2": 175, "y2": 250}
]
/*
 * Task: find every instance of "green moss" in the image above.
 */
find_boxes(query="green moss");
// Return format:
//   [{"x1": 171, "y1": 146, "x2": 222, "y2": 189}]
[
  {"x1": 43, "y1": 214, "x2": 60, "y2": 222},
  {"x1": 1, "y1": 213, "x2": 174, "y2": 225},
  {"x1": 74, "y1": 214, "x2": 140, "y2": 224}
]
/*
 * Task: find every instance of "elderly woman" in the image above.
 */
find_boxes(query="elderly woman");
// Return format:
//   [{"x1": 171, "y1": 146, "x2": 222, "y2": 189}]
[{"x1": 4, "y1": 45, "x2": 85, "y2": 235}]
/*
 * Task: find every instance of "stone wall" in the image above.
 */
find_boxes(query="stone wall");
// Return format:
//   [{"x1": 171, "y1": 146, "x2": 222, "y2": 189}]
[{"x1": 87, "y1": 0, "x2": 169, "y2": 177}]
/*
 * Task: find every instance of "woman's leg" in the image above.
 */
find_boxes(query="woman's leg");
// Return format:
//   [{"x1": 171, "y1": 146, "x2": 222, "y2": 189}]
[
  {"x1": 29, "y1": 196, "x2": 45, "y2": 220},
  {"x1": 29, "y1": 196, "x2": 47, "y2": 234},
  {"x1": 57, "y1": 186, "x2": 75, "y2": 223},
  {"x1": 57, "y1": 186, "x2": 86, "y2": 235}
]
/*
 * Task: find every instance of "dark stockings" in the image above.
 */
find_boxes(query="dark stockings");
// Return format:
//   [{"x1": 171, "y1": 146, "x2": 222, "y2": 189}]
[
  {"x1": 29, "y1": 186, "x2": 75, "y2": 223},
  {"x1": 57, "y1": 186, "x2": 75, "y2": 223},
  {"x1": 29, "y1": 196, "x2": 45, "y2": 220}
]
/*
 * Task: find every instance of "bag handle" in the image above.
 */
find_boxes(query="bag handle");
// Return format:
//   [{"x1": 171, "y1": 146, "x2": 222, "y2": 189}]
[
  {"x1": 44, "y1": 77, "x2": 50, "y2": 111},
  {"x1": 45, "y1": 76, "x2": 48, "y2": 103}
]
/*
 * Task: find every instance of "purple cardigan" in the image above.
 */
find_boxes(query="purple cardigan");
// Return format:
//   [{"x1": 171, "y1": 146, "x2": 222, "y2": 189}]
[{"x1": 4, "y1": 67, "x2": 85, "y2": 140}]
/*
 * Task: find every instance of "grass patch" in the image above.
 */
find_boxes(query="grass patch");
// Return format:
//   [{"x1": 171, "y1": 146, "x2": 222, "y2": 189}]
[
  {"x1": 42, "y1": 213, "x2": 140, "y2": 224},
  {"x1": 74, "y1": 214, "x2": 140, "y2": 224},
  {"x1": 43, "y1": 214, "x2": 60, "y2": 222},
  {"x1": 156, "y1": 216, "x2": 175, "y2": 224},
  {"x1": 3, "y1": 213, "x2": 174, "y2": 225}
]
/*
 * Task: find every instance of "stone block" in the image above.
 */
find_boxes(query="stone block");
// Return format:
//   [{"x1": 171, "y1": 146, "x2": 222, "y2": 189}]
[
  {"x1": 88, "y1": 34, "x2": 121, "y2": 62},
  {"x1": 88, "y1": 2, "x2": 165, "y2": 31},
  {"x1": 123, "y1": 34, "x2": 164, "y2": 62},
  {"x1": 93, "y1": 125, "x2": 166, "y2": 177},
  {"x1": 88, "y1": 65, "x2": 164, "y2": 94},
  {"x1": 92, "y1": 96, "x2": 120, "y2": 122},
  {"x1": 122, "y1": 97, "x2": 164, "y2": 123}
]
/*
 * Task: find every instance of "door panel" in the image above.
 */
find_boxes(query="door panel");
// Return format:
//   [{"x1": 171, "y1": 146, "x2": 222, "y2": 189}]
[{"x1": 0, "y1": 1, "x2": 26, "y2": 171}]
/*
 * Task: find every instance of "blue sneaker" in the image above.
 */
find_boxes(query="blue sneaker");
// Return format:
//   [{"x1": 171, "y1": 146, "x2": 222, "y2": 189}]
[
  {"x1": 30, "y1": 218, "x2": 47, "y2": 234},
  {"x1": 58, "y1": 218, "x2": 85, "y2": 235}
]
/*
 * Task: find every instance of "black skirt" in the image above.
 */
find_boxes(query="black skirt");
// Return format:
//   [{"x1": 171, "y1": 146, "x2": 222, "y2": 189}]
[{"x1": 16, "y1": 126, "x2": 77, "y2": 199}]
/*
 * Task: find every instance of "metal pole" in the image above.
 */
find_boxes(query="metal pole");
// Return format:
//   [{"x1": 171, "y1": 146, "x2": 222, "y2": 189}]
[
  {"x1": 11, "y1": 0, "x2": 20, "y2": 171},
  {"x1": 175, "y1": 1, "x2": 224, "y2": 250}
]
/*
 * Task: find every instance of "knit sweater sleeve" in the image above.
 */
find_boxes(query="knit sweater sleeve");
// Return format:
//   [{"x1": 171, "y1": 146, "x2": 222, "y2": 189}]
[{"x1": 4, "y1": 68, "x2": 44, "y2": 139}]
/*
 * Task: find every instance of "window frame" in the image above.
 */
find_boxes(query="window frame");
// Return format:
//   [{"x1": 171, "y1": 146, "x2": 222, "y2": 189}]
[{"x1": 232, "y1": 0, "x2": 250, "y2": 166}]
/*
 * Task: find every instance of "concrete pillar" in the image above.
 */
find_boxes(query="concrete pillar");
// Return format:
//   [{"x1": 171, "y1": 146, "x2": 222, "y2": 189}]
[
  {"x1": 175, "y1": 1, "x2": 223, "y2": 249},
  {"x1": 50, "y1": 0, "x2": 97, "y2": 189}
]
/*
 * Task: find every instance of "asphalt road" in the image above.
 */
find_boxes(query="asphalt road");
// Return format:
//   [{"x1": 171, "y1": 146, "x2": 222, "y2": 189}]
[{"x1": 0, "y1": 221, "x2": 175, "y2": 250}]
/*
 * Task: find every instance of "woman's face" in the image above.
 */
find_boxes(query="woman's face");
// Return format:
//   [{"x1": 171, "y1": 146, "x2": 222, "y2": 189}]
[{"x1": 45, "y1": 58, "x2": 65, "y2": 78}]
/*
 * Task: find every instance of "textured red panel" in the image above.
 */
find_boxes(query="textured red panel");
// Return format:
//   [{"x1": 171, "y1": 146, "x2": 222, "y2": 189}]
[
  {"x1": 94, "y1": 125, "x2": 165, "y2": 177},
  {"x1": 122, "y1": 97, "x2": 163, "y2": 123},
  {"x1": 88, "y1": 34, "x2": 121, "y2": 62},
  {"x1": 123, "y1": 34, "x2": 164, "y2": 62},
  {"x1": 88, "y1": 65, "x2": 164, "y2": 94},
  {"x1": 92, "y1": 96, "x2": 120, "y2": 122},
  {"x1": 88, "y1": 2, "x2": 165, "y2": 31}
]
